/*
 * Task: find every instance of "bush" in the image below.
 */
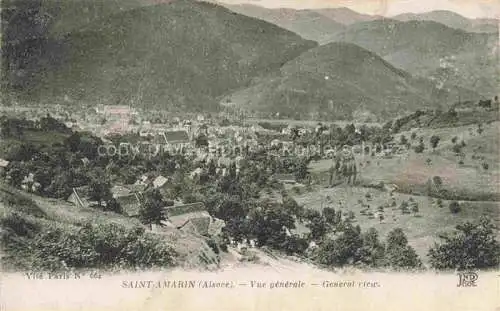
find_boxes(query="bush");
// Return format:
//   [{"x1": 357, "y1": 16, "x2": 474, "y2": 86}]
[
  {"x1": 385, "y1": 228, "x2": 422, "y2": 270},
  {"x1": 400, "y1": 201, "x2": 410, "y2": 214},
  {"x1": 281, "y1": 235, "x2": 309, "y2": 256},
  {"x1": 428, "y1": 217, "x2": 500, "y2": 270},
  {"x1": 448, "y1": 201, "x2": 461, "y2": 214},
  {"x1": 430, "y1": 135, "x2": 440, "y2": 149},
  {"x1": 414, "y1": 143, "x2": 425, "y2": 153},
  {"x1": 452, "y1": 144, "x2": 462, "y2": 154},
  {"x1": 1, "y1": 215, "x2": 176, "y2": 270},
  {"x1": 482, "y1": 162, "x2": 489, "y2": 170},
  {"x1": 436, "y1": 199, "x2": 443, "y2": 208},
  {"x1": 316, "y1": 225, "x2": 363, "y2": 267},
  {"x1": 432, "y1": 176, "x2": 443, "y2": 188}
]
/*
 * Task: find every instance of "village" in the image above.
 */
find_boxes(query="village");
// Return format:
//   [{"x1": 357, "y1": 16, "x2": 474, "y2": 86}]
[{"x1": 0, "y1": 97, "x2": 499, "y2": 270}]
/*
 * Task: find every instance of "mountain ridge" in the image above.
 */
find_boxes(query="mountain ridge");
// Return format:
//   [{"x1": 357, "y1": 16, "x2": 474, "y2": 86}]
[
  {"x1": 3, "y1": 0, "x2": 317, "y2": 110},
  {"x1": 329, "y1": 19, "x2": 499, "y2": 96},
  {"x1": 226, "y1": 42, "x2": 479, "y2": 120}
]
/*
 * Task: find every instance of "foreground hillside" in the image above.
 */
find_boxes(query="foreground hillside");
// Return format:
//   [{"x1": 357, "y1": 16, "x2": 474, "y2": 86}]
[
  {"x1": 0, "y1": 183, "x2": 220, "y2": 271},
  {"x1": 3, "y1": 0, "x2": 317, "y2": 110},
  {"x1": 228, "y1": 42, "x2": 478, "y2": 120}
]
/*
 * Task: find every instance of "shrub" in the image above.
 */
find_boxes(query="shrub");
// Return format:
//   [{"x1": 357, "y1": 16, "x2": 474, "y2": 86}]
[
  {"x1": 385, "y1": 228, "x2": 422, "y2": 270},
  {"x1": 400, "y1": 135, "x2": 408, "y2": 145},
  {"x1": 358, "y1": 228, "x2": 385, "y2": 267},
  {"x1": 436, "y1": 199, "x2": 443, "y2": 208},
  {"x1": 432, "y1": 176, "x2": 443, "y2": 188},
  {"x1": 448, "y1": 201, "x2": 461, "y2": 214},
  {"x1": 316, "y1": 225, "x2": 363, "y2": 267},
  {"x1": 1, "y1": 216, "x2": 176, "y2": 270},
  {"x1": 414, "y1": 143, "x2": 425, "y2": 153},
  {"x1": 430, "y1": 135, "x2": 440, "y2": 150},
  {"x1": 452, "y1": 144, "x2": 462, "y2": 154},
  {"x1": 281, "y1": 235, "x2": 309, "y2": 256},
  {"x1": 411, "y1": 203, "x2": 419, "y2": 215},
  {"x1": 322, "y1": 207, "x2": 337, "y2": 224},
  {"x1": 428, "y1": 217, "x2": 500, "y2": 270},
  {"x1": 482, "y1": 162, "x2": 489, "y2": 170},
  {"x1": 400, "y1": 201, "x2": 410, "y2": 214}
]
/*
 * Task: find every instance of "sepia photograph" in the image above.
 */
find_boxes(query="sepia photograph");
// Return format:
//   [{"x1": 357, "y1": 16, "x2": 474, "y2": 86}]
[{"x1": 0, "y1": 0, "x2": 499, "y2": 310}]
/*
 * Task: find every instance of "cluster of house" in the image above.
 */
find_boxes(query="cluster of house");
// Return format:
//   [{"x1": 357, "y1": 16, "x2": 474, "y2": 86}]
[{"x1": 67, "y1": 176, "x2": 224, "y2": 237}]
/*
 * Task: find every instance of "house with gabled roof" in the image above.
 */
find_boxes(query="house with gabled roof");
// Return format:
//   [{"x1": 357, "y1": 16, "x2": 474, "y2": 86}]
[
  {"x1": 163, "y1": 202, "x2": 225, "y2": 237},
  {"x1": 0, "y1": 158, "x2": 10, "y2": 168},
  {"x1": 67, "y1": 186, "x2": 92, "y2": 209},
  {"x1": 153, "y1": 175, "x2": 168, "y2": 189},
  {"x1": 162, "y1": 130, "x2": 189, "y2": 144},
  {"x1": 273, "y1": 173, "x2": 297, "y2": 185},
  {"x1": 0, "y1": 158, "x2": 10, "y2": 174}
]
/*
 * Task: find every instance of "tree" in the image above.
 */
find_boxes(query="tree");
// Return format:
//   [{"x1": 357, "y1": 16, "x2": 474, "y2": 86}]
[
  {"x1": 411, "y1": 202, "x2": 419, "y2": 215},
  {"x1": 88, "y1": 179, "x2": 112, "y2": 207},
  {"x1": 414, "y1": 142, "x2": 425, "y2": 153},
  {"x1": 317, "y1": 224, "x2": 364, "y2": 267},
  {"x1": 207, "y1": 159, "x2": 217, "y2": 176},
  {"x1": 400, "y1": 201, "x2": 410, "y2": 214},
  {"x1": 477, "y1": 123, "x2": 484, "y2": 135},
  {"x1": 282, "y1": 235, "x2": 309, "y2": 256},
  {"x1": 448, "y1": 201, "x2": 461, "y2": 214},
  {"x1": 6, "y1": 165, "x2": 25, "y2": 188},
  {"x1": 139, "y1": 189, "x2": 166, "y2": 226},
  {"x1": 105, "y1": 197, "x2": 122, "y2": 214},
  {"x1": 295, "y1": 157, "x2": 310, "y2": 182},
  {"x1": 195, "y1": 133, "x2": 209, "y2": 148},
  {"x1": 385, "y1": 228, "x2": 422, "y2": 270},
  {"x1": 451, "y1": 136, "x2": 458, "y2": 144},
  {"x1": 359, "y1": 228, "x2": 386, "y2": 267},
  {"x1": 400, "y1": 135, "x2": 408, "y2": 146},
  {"x1": 428, "y1": 217, "x2": 500, "y2": 270},
  {"x1": 304, "y1": 210, "x2": 327, "y2": 240},
  {"x1": 432, "y1": 176, "x2": 443, "y2": 189},
  {"x1": 283, "y1": 196, "x2": 303, "y2": 218},
  {"x1": 411, "y1": 132, "x2": 417, "y2": 140},
  {"x1": 322, "y1": 207, "x2": 337, "y2": 224},
  {"x1": 452, "y1": 144, "x2": 462, "y2": 154},
  {"x1": 430, "y1": 135, "x2": 440, "y2": 150},
  {"x1": 436, "y1": 199, "x2": 443, "y2": 209}
]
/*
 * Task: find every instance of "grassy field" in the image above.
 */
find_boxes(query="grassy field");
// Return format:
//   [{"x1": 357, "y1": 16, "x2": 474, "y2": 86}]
[
  {"x1": 291, "y1": 184, "x2": 500, "y2": 263},
  {"x1": 309, "y1": 121, "x2": 500, "y2": 200},
  {"x1": 301, "y1": 121, "x2": 500, "y2": 263},
  {"x1": 247, "y1": 118, "x2": 381, "y2": 128}
]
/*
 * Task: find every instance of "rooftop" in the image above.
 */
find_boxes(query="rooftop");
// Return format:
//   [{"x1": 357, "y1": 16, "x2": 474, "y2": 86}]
[
  {"x1": 165, "y1": 202, "x2": 206, "y2": 217},
  {"x1": 163, "y1": 130, "x2": 189, "y2": 144}
]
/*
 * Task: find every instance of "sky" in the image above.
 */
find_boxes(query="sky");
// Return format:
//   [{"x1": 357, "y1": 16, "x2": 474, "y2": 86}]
[{"x1": 214, "y1": 0, "x2": 500, "y2": 18}]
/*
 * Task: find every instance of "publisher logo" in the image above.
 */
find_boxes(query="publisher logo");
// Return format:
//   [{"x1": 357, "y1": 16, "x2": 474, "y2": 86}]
[{"x1": 457, "y1": 271, "x2": 478, "y2": 287}]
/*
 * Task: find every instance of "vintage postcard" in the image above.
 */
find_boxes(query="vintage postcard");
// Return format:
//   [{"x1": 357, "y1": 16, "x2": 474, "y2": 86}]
[{"x1": 0, "y1": 0, "x2": 499, "y2": 310}]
